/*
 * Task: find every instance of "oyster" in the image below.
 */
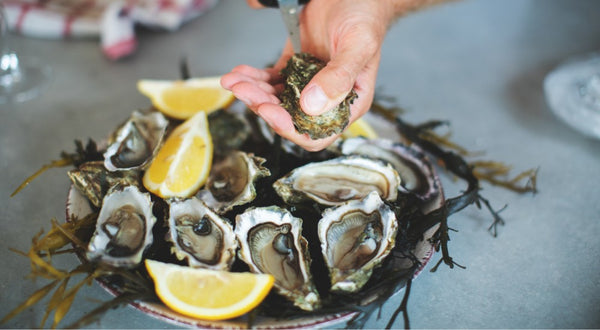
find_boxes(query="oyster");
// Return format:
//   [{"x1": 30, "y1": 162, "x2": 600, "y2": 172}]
[
  {"x1": 208, "y1": 109, "x2": 251, "y2": 156},
  {"x1": 166, "y1": 197, "x2": 237, "y2": 270},
  {"x1": 104, "y1": 110, "x2": 168, "y2": 172},
  {"x1": 253, "y1": 114, "x2": 335, "y2": 160},
  {"x1": 67, "y1": 161, "x2": 141, "y2": 208},
  {"x1": 197, "y1": 151, "x2": 270, "y2": 214},
  {"x1": 87, "y1": 185, "x2": 156, "y2": 267},
  {"x1": 336, "y1": 137, "x2": 440, "y2": 201},
  {"x1": 318, "y1": 191, "x2": 398, "y2": 293},
  {"x1": 280, "y1": 53, "x2": 357, "y2": 139},
  {"x1": 235, "y1": 206, "x2": 321, "y2": 311},
  {"x1": 273, "y1": 155, "x2": 401, "y2": 206}
]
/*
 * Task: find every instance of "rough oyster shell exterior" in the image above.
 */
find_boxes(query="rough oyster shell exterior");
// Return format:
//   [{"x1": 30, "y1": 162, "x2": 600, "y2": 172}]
[
  {"x1": 280, "y1": 53, "x2": 357, "y2": 139},
  {"x1": 67, "y1": 160, "x2": 141, "y2": 208}
]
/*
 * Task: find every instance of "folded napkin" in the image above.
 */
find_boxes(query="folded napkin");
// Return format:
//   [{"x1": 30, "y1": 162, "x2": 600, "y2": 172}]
[{"x1": 3, "y1": 0, "x2": 219, "y2": 60}]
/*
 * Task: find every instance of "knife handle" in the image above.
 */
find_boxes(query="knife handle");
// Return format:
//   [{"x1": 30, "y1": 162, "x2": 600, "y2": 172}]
[{"x1": 258, "y1": 0, "x2": 309, "y2": 8}]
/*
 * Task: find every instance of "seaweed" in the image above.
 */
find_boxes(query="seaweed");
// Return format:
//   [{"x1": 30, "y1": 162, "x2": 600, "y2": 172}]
[
  {"x1": 3, "y1": 98, "x2": 538, "y2": 329},
  {"x1": 1, "y1": 212, "x2": 155, "y2": 329},
  {"x1": 362, "y1": 102, "x2": 538, "y2": 328},
  {"x1": 10, "y1": 139, "x2": 103, "y2": 197}
]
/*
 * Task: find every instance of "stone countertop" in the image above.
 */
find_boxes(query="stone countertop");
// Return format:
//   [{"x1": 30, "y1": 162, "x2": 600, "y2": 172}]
[{"x1": 1, "y1": 0, "x2": 599, "y2": 328}]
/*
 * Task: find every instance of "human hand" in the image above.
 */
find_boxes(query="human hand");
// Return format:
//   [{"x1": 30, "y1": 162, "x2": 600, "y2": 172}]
[{"x1": 222, "y1": 0, "x2": 396, "y2": 151}]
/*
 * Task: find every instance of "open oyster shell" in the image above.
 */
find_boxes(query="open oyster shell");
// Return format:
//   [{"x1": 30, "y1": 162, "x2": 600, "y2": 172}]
[
  {"x1": 235, "y1": 206, "x2": 321, "y2": 311},
  {"x1": 280, "y1": 53, "x2": 357, "y2": 139},
  {"x1": 336, "y1": 137, "x2": 441, "y2": 202},
  {"x1": 318, "y1": 191, "x2": 398, "y2": 293},
  {"x1": 104, "y1": 110, "x2": 168, "y2": 172},
  {"x1": 166, "y1": 197, "x2": 237, "y2": 270},
  {"x1": 273, "y1": 155, "x2": 401, "y2": 206},
  {"x1": 197, "y1": 151, "x2": 270, "y2": 214},
  {"x1": 87, "y1": 185, "x2": 156, "y2": 267}
]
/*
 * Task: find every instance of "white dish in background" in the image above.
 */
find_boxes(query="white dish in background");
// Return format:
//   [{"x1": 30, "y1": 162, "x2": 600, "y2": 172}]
[{"x1": 544, "y1": 51, "x2": 600, "y2": 139}]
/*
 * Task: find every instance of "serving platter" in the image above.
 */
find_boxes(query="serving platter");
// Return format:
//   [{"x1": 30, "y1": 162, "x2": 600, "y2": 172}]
[{"x1": 64, "y1": 110, "x2": 443, "y2": 328}]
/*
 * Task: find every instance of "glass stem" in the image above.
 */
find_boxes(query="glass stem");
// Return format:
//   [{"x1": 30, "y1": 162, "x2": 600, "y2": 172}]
[{"x1": 0, "y1": 2, "x2": 22, "y2": 87}]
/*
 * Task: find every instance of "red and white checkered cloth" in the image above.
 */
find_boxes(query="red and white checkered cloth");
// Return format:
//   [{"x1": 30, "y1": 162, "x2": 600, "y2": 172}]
[{"x1": 3, "y1": 0, "x2": 219, "y2": 60}]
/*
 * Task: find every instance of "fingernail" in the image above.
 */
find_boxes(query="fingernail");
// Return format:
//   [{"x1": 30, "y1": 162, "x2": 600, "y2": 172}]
[{"x1": 302, "y1": 85, "x2": 329, "y2": 115}]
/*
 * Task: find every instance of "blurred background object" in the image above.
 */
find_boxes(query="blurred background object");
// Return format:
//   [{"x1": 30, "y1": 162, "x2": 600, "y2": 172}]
[
  {"x1": 2, "y1": 0, "x2": 219, "y2": 60},
  {"x1": 0, "y1": 1, "x2": 51, "y2": 104},
  {"x1": 544, "y1": 51, "x2": 600, "y2": 140}
]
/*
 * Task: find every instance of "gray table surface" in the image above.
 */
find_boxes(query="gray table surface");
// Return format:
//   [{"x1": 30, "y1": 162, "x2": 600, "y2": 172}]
[{"x1": 1, "y1": 0, "x2": 599, "y2": 328}]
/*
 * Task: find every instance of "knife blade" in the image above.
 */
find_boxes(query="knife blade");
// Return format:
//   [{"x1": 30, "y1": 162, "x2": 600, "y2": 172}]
[{"x1": 277, "y1": 0, "x2": 302, "y2": 53}]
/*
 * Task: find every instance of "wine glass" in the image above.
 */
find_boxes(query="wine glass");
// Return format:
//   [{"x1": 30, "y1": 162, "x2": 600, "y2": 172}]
[
  {"x1": 544, "y1": 51, "x2": 600, "y2": 140},
  {"x1": 0, "y1": 2, "x2": 52, "y2": 104}
]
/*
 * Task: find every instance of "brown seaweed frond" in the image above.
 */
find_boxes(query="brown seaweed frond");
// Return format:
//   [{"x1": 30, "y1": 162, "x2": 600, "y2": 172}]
[
  {"x1": 1, "y1": 212, "x2": 98, "y2": 326},
  {"x1": 31, "y1": 213, "x2": 97, "y2": 255},
  {"x1": 10, "y1": 159, "x2": 73, "y2": 197},
  {"x1": 471, "y1": 161, "x2": 538, "y2": 193},
  {"x1": 11, "y1": 139, "x2": 103, "y2": 197},
  {"x1": 370, "y1": 95, "x2": 407, "y2": 119},
  {"x1": 417, "y1": 126, "x2": 481, "y2": 157},
  {"x1": 2, "y1": 212, "x2": 155, "y2": 329}
]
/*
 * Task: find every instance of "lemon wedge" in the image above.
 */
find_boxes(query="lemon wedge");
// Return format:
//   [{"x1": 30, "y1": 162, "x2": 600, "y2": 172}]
[
  {"x1": 145, "y1": 260, "x2": 274, "y2": 321},
  {"x1": 137, "y1": 77, "x2": 234, "y2": 120},
  {"x1": 143, "y1": 111, "x2": 212, "y2": 198},
  {"x1": 342, "y1": 118, "x2": 378, "y2": 139}
]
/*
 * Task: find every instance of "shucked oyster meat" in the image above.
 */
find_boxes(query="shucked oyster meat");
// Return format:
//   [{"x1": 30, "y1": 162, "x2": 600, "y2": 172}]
[
  {"x1": 318, "y1": 191, "x2": 398, "y2": 293},
  {"x1": 235, "y1": 206, "x2": 321, "y2": 311},
  {"x1": 273, "y1": 155, "x2": 401, "y2": 206},
  {"x1": 103, "y1": 110, "x2": 168, "y2": 172},
  {"x1": 166, "y1": 197, "x2": 237, "y2": 270},
  {"x1": 197, "y1": 151, "x2": 270, "y2": 214},
  {"x1": 336, "y1": 137, "x2": 441, "y2": 202},
  {"x1": 87, "y1": 185, "x2": 156, "y2": 268},
  {"x1": 280, "y1": 53, "x2": 357, "y2": 139}
]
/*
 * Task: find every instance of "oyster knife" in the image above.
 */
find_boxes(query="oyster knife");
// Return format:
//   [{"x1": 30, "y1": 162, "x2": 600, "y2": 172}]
[{"x1": 277, "y1": 0, "x2": 301, "y2": 53}]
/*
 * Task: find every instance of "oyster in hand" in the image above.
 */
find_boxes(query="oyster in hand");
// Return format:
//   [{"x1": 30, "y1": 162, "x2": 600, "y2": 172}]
[{"x1": 280, "y1": 53, "x2": 357, "y2": 139}]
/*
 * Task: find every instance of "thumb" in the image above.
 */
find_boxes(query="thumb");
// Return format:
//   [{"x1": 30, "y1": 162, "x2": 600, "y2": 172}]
[{"x1": 300, "y1": 38, "x2": 377, "y2": 116}]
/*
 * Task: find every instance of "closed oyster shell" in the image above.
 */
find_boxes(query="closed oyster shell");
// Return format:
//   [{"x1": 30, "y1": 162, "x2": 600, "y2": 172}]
[
  {"x1": 103, "y1": 111, "x2": 168, "y2": 172},
  {"x1": 208, "y1": 109, "x2": 251, "y2": 156},
  {"x1": 235, "y1": 206, "x2": 321, "y2": 311},
  {"x1": 87, "y1": 185, "x2": 156, "y2": 267},
  {"x1": 318, "y1": 191, "x2": 398, "y2": 293},
  {"x1": 273, "y1": 155, "x2": 401, "y2": 206},
  {"x1": 197, "y1": 151, "x2": 270, "y2": 214},
  {"x1": 67, "y1": 161, "x2": 141, "y2": 208},
  {"x1": 166, "y1": 197, "x2": 237, "y2": 270},
  {"x1": 280, "y1": 53, "x2": 357, "y2": 139}
]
